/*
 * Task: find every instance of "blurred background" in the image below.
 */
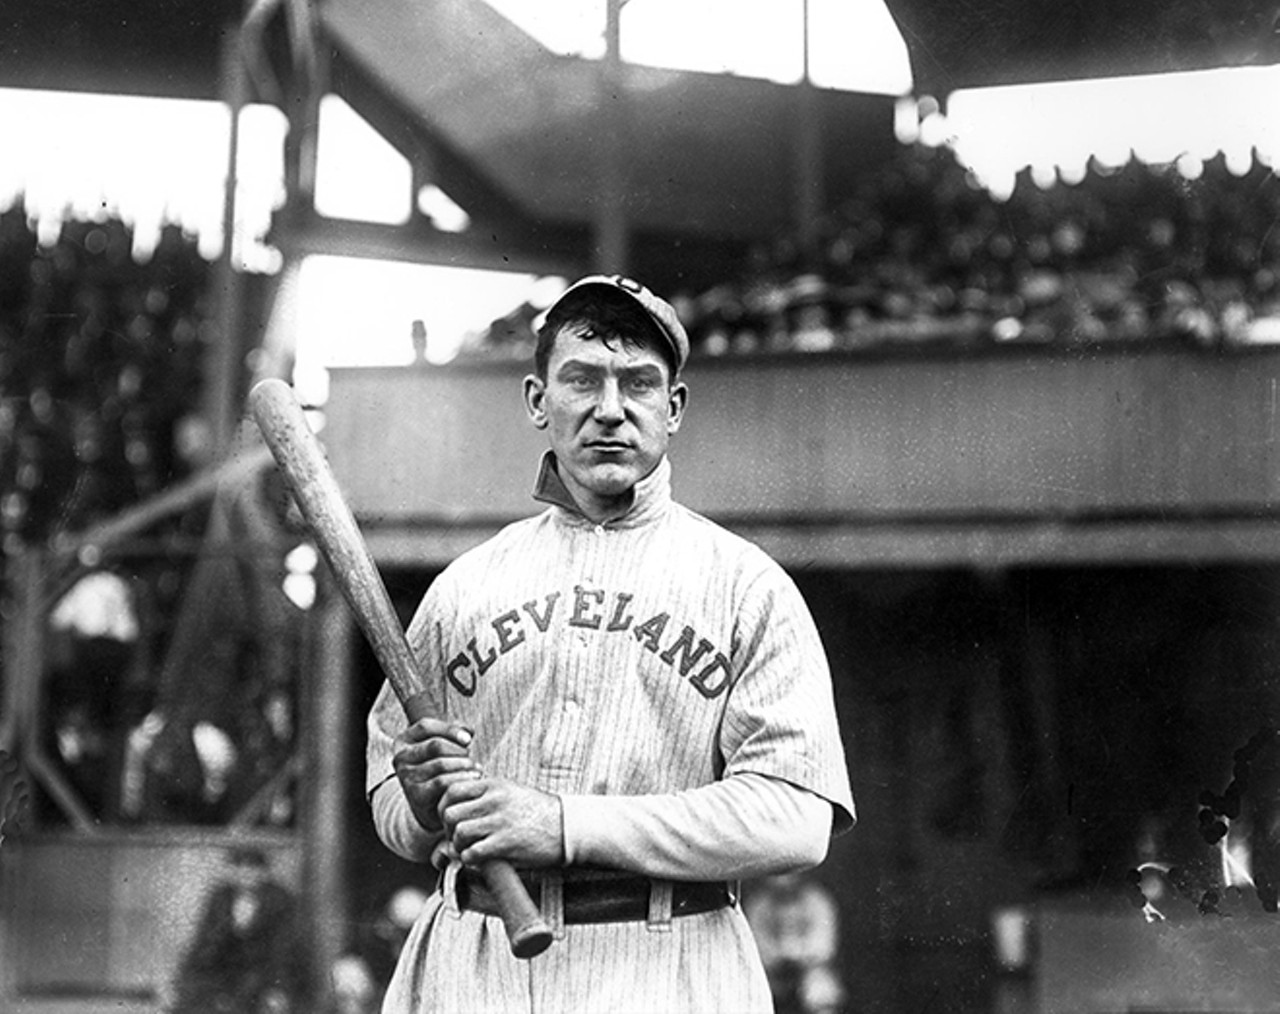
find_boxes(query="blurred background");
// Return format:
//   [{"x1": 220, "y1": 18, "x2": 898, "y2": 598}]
[{"x1": 3, "y1": 1, "x2": 1280, "y2": 1012}]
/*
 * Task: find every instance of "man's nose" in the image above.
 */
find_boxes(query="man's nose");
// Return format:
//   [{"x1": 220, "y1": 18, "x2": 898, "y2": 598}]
[{"x1": 593, "y1": 379, "x2": 625, "y2": 421}]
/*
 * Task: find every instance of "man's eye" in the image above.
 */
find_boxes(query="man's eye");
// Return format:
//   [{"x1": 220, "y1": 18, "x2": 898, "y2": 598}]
[
  {"x1": 626, "y1": 376, "x2": 658, "y2": 394},
  {"x1": 566, "y1": 374, "x2": 595, "y2": 390}
]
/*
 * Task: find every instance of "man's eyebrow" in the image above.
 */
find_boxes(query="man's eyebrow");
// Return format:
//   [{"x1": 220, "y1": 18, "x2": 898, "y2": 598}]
[
  {"x1": 555, "y1": 359, "x2": 663, "y2": 377},
  {"x1": 620, "y1": 363, "x2": 664, "y2": 377},
  {"x1": 555, "y1": 358, "x2": 603, "y2": 375}
]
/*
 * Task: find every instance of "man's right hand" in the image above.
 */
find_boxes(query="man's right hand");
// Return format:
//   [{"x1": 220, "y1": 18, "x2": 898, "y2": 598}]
[{"x1": 392, "y1": 720, "x2": 481, "y2": 834}]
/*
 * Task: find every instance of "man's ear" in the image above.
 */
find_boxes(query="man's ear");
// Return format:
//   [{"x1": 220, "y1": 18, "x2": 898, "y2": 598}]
[
  {"x1": 667, "y1": 380, "x2": 689, "y2": 435},
  {"x1": 523, "y1": 375, "x2": 549, "y2": 429}
]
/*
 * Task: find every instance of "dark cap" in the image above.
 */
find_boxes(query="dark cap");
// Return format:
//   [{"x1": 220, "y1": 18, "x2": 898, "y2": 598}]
[{"x1": 545, "y1": 275, "x2": 690, "y2": 373}]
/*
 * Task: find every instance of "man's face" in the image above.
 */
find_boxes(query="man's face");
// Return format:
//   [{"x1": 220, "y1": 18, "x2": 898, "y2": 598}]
[{"x1": 524, "y1": 325, "x2": 687, "y2": 520}]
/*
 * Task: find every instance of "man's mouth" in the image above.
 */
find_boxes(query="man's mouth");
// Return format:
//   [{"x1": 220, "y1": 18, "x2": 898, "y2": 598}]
[{"x1": 586, "y1": 440, "x2": 631, "y2": 453}]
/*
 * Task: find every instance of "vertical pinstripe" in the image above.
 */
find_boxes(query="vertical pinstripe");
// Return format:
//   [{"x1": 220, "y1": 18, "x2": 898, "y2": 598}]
[
  {"x1": 382, "y1": 903, "x2": 773, "y2": 1013},
  {"x1": 369, "y1": 456, "x2": 852, "y2": 1013}
]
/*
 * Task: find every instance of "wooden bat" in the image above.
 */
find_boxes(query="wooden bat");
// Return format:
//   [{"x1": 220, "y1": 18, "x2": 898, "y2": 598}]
[{"x1": 249, "y1": 378, "x2": 553, "y2": 959}]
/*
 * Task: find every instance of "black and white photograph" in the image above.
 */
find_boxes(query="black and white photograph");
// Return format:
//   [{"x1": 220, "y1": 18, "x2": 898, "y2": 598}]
[{"x1": 2, "y1": 2, "x2": 1280, "y2": 1012}]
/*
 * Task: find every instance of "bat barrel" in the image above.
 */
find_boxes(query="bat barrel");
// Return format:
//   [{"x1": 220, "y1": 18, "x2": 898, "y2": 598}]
[
  {"x1": 248, "y1": 378, "x2": 552, "y2": 958},
  {"x1": 249, "y1": 379, "x2": 421, "y2": 705}
]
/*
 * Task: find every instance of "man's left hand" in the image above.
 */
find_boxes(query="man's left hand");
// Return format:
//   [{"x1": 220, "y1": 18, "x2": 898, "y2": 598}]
[{"x1": 439, "y1": 778, "x2": 565, "y2": 868}]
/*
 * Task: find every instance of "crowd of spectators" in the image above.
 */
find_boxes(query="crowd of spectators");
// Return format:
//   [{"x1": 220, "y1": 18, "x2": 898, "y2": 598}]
[
  {"x1": 0, "y1": 203, "x2": 211, "y2": 554},
  {"x1": 467, "y1": 142, "x2": 1280, "y2": 361},
  {"x1": 1, "y1": 201, "x2": 303, "y2": 833},
  {"x1": 680, "y1": 143, "x2": 1280, "y2": 358}
]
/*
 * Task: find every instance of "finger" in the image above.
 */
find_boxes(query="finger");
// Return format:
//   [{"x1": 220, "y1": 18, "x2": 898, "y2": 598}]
[
  {"x1": 394, "y1": 755, "x2": 479, "y2": 784},
  {"x1": 401, "y1": 719, "x2": 474, "y2": 747},
  {"x1": 439, "y1": 787, "x2": 497, "y2": 837},
  {"x1": 444, "y1": 806, "x2": 500, "y2": 855},
  {"x1": 394, "y1": 736, "x2": 474, "y2": 766},
  {"x1": 426, "y1": 773, "x2": 485, "y2": 804},
  {"x1": 457, "y1": 841, "x2": 497, "y2": 867},
  {"x1": 456, "y1": 821, "x2": 517, "y2": 866},
  {"x1": 402, "y1": 773, "x2": 482, "y2": 817},
  {"x1": 399, "y1": 718, "x2": 452, "y2": 743},
  {"x1": 439, "y1": 777, "x2": 491, "y2": 810}
]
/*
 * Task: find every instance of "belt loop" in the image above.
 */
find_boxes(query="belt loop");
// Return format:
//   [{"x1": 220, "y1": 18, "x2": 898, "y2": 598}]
[
  {"x1": 542, "y1": 869, "x2": 567, "y2": 940},
  {"x1": 442, "y1": 861, "x2": 463, "y2": 920},
  {"x1": 647, "y1": 879, "x2": 674, "y2": 932}
]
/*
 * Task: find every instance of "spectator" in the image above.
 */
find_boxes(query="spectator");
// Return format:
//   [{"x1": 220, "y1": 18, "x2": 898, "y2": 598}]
[
  {"x1": 745, "y1": 871, "x2": 846, "y2": 1014},
  {"x1": 165, "y1": 845, "x2": 311, "y2": 1014}
]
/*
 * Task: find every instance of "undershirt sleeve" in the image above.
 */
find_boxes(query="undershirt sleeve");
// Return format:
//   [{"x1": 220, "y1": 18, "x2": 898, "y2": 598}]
[
  {"x1": 559, "y1": 772, "x2": 833, "y2": 881},
  {"x1": 370, "y1": 776, "x2": 442, "y2": 864}
]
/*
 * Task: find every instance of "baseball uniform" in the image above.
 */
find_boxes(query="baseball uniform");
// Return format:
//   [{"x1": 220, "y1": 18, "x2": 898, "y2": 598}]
[{"x1": 367, "y1": 452, "x2": 854, "y2": 1013}]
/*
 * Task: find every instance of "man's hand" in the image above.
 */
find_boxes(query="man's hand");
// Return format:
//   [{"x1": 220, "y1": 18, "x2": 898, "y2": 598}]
[
  {"x1": 440, "y1": 778, "x2": 565, "y2": 869},
  {"x1": 392, "y1": 720, "x2": 480, "y2": 834}
]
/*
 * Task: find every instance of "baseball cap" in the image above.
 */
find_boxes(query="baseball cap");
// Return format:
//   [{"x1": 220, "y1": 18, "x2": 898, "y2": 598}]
[{"x1": 544, "y1": 274, "x2": 690, "y2": 373}]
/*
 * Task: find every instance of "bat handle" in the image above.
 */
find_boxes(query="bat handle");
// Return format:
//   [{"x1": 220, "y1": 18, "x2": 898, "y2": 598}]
[{"x1": 402, "y1": 696, "x2": 553, "y2": 958}]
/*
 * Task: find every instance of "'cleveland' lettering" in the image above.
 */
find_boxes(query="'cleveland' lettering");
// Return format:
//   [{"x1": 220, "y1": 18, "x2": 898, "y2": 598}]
[
  {"x1": 633, "y1": 612, "x2": 669, "y2": 653},
  {"x1": 569, "y1": 586, "x2": 605, "y2": 629},
  {"x1": 468, "y1": 637, "x2": 497, "y2": 676},
  {"x1": 493, "y1": 610, "x2": 525, "y2": 654},
  {"x1": 690, "y1": 653, "x2": 731, "y2": 698},
  {"x1": 660, "y1": 625, "x2": 716, "y2": 676},
  {"x1": 446, "y1": 652, "x2": 475, "y2": 696},
  {"x1": 522, "y1": 593, "x2": 560, "y2": 632},
  {"x1": 439, "y1": 588, "x2": 730, "y2": 701},
  {"x1": 607, "y1": 592, "x2": 634, "y2": 632}
]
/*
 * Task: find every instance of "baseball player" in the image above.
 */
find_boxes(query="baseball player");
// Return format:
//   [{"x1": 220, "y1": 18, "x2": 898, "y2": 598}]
[{"x1": 366, "y1": 274, "x2": 855, "y2": 1013}]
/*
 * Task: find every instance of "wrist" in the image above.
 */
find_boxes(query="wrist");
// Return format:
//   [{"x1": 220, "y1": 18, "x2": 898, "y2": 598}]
[
  {"x1": 372, "y1": 780, "x2": 442, "y2": 863},
  {"x1": 409, "y1": 797, "x2": 443, "y2": 835}
]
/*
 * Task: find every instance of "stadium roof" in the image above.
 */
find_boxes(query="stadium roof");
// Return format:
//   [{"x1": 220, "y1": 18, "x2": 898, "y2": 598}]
[
  {"x1": 2, "y1": 0, "x2": 1276, "y2": 287},
  {"x1": 319, "y1": 1, "x2": 897, "y2": 237},
  {"x1": 4, "y1": 0, "x2": 1274, "y2": 100}
]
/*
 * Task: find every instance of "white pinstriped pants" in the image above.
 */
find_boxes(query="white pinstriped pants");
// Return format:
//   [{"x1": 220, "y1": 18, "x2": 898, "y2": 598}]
[{"x1": 380, "y1": 867, "x2": 772, "y2": 1014}]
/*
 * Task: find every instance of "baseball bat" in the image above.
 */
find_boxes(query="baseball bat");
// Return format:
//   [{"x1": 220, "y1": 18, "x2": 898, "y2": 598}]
[{"x1": 249, "y1": 378, "x2": 553, "y2": 959}]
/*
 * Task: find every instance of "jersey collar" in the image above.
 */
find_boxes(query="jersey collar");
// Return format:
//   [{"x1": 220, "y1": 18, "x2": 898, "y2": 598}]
[{"x1": 532, "y1": 451, "x2": 672, "y2": 529}]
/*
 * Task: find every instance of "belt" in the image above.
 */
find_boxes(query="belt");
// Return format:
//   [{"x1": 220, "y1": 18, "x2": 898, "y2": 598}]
[{"x1": 454, "y1": 868, "x2": 734, "y2": 925}]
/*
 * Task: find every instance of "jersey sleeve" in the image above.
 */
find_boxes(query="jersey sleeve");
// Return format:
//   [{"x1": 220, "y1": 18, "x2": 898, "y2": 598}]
[
  {"x1": 369, "y1": 777, "x2": 443, "y2": 863},
  {"x1": 719, "y1": 558, "x2": 856, "y2": 833}
]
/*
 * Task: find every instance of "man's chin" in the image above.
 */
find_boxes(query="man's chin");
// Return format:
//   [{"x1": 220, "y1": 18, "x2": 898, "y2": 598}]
[{"x1": 582, "y1": 465, "x2": 639, "y2": 496}]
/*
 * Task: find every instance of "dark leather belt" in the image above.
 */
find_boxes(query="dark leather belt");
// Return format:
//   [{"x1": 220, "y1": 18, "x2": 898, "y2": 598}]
[{"x1": 454, "y1": 868, "x2": 733, "y2": 925}]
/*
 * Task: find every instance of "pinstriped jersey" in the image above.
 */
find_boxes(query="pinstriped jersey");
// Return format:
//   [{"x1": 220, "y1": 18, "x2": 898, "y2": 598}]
[{"x1": 367, "y1": 453, "x2": 853, "y2": 824}]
